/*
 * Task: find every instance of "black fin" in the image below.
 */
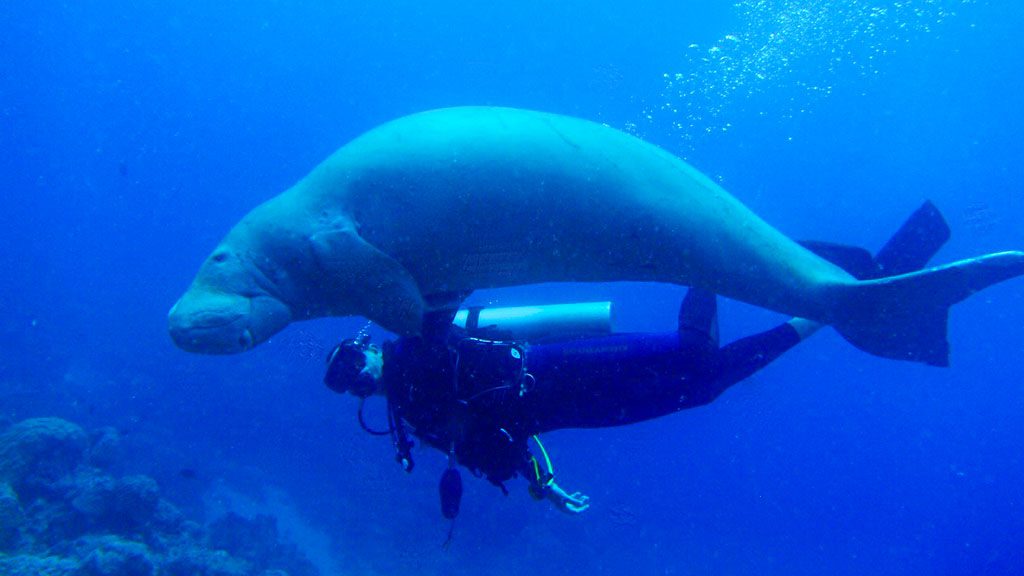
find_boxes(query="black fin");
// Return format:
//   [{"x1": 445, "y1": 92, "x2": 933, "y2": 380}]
[
  {"x1": 798, "y1": 241, "x2": 880, "y2": 280},
  {"x1": 874, "y1": 200, "x2": 951, "y2": 276},
  {"x1": 799, "y1": 201, "x2": 951, "y2": 281}
]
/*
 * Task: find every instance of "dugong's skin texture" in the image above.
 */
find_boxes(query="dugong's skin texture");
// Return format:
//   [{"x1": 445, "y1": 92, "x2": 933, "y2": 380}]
[{"x1": 167, "y1": 107, "x2": 1023, "y2": 362}]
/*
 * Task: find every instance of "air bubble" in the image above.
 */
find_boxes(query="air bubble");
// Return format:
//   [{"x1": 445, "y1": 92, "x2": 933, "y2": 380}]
[{"x1": 643, "y1": 0, "x2": 977, "y2": 154}]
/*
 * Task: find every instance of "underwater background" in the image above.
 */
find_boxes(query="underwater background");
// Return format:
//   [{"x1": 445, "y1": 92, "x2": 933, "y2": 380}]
[{"x1": 2, "y1": 1, "x2": 1023, "y2": 574}]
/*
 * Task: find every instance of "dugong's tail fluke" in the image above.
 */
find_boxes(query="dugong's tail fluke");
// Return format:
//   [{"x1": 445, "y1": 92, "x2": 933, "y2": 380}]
[{"x1": 834, "y1": 251, "x2": 1024, "y2": 366}]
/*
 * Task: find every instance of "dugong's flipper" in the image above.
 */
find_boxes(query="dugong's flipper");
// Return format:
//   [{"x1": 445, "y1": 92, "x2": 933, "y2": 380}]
[
  {"x1": 310, "y1": 228, "x2": 426, "y2": 336},
  {"x1": 835, "y1": 251, "x2": 1024, "y2": 366}
]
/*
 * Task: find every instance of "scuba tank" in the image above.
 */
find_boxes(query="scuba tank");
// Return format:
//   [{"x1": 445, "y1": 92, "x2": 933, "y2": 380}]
[{"x1": 452, "y1": 301, "x2": 613, "y2": 341}]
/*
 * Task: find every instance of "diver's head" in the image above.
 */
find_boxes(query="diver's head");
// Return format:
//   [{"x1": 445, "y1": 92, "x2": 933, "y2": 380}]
[{"x1": 324, "y1": 334, "x2": 383, "y2": 398}]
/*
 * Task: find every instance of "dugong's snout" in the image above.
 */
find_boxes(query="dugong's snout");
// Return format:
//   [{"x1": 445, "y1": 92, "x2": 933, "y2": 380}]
[{"x1": 168, "y1": 289, "x2": 292, "y2": 354}]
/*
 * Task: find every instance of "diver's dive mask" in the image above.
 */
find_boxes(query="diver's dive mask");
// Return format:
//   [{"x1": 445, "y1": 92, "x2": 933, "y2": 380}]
[{"x1": 324, "y1": 334, "x2": 381, "y2": 398}]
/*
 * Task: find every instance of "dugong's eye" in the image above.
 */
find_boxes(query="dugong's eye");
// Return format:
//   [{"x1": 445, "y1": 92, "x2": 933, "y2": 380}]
[{"x1": 211, "y1": 252, "x2": 229, "y2": 263}]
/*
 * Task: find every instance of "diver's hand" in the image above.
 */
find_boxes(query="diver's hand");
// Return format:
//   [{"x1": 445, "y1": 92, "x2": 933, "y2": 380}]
[
  {"x1": 560, "y1": 491, "x2": 591, "y2": 514},
  {"x1": 546, "y1": 482, "x2": 591, "y2": 514}
]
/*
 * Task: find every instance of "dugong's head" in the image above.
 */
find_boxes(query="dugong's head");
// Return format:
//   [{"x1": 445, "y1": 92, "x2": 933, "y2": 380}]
[
  {"x1": 168, "y1": 188, "x2": 427, "y2": 354},
  {"x1": 168, "y1": 242, "x2": 294, "y2": 354},
  {"x1": 167, "y1": 196, "x2": 308, "y2": 354}
]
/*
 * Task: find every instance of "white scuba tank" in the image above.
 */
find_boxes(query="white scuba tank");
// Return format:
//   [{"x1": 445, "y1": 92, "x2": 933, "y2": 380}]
[{"x1": 452, "y1": 302, "x2": 613, "y2": 341}]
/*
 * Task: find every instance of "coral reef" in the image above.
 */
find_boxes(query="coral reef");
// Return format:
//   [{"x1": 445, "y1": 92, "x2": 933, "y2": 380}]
[{"x1": 0, "y1": 417, "x2": 319, "y2": 576}]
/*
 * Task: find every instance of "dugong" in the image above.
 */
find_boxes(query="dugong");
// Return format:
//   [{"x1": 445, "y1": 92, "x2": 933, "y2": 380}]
[{"x1": 168, "y1": 107, "x2": 1024, "y2": 365}]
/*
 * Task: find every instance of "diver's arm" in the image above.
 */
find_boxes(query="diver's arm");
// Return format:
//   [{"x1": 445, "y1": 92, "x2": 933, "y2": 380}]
[{"x1": 521, "y1": 454, "x2": 591, "y2": 514}]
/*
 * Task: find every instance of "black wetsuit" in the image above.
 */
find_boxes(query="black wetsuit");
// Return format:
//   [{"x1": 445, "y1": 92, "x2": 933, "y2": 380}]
[{"x1": 381, "y1": 290, "x2": 800, "y2": 492}]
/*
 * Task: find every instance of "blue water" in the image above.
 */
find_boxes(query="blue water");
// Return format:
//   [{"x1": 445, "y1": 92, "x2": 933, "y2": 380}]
[{"x1": 3, "y1": 1, "x2": 1023, "y2": 574}]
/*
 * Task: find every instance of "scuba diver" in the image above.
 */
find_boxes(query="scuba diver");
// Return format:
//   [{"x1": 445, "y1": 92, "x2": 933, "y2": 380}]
[{"x1": 323, "y1": 202, "x2": 950, "y2": 519}]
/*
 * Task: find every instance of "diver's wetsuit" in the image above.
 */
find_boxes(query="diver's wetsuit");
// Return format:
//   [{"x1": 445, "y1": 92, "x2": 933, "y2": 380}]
[
  {"x1": 521, "y1": 320, "x2": 798, "y2": 430},
  {"x1": 381, "y1": 289, "x2": 800, "y2": 492}
]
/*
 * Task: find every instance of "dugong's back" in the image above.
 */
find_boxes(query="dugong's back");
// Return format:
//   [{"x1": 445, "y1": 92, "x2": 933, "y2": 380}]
[
  {"x1": 306, "y1": 106, "x2": 811, "y2": 294},
  {"x1": 171, "y1": 106, "x2": 1024, "y2": 365}
]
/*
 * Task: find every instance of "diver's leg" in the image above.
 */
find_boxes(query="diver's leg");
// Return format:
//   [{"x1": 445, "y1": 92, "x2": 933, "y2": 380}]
[
  {"x1": 520, "y1": 331, "x2": 702, "y2": 432},
  {"x1": 693, "y1": 323, "x2": 805, "y2": 405},
  {"x1": 678, "y1": 287, "x2": 719, "y2": 349}
]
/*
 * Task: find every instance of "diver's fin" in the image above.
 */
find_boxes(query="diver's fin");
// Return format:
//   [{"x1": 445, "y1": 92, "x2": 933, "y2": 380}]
[
  {"x1": 798, "y1": 200, "x2": 952, "y2": 282},
  {"x1": 833, "y1": 251, "x2": 1024, "y2": 366},
  {"x1": 799, "y1": 241, "x2": 879, "y2": 280},
  {"x1": 678, "y1": 288, "x2": 719, "y2": 348},
  {"x1": 874, "y1": 200, "x2": 951, "y2": 276}
]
